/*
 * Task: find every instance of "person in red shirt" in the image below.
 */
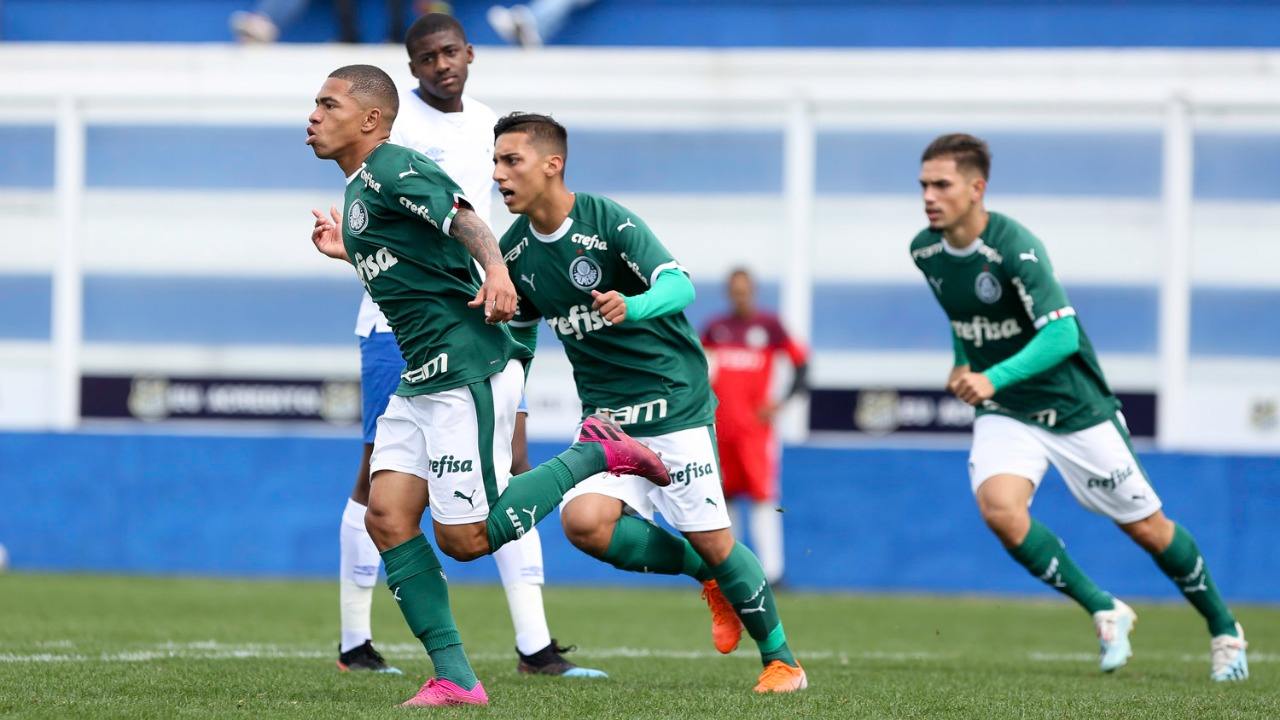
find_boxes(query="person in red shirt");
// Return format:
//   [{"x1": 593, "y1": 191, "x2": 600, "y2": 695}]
[{"x1": 701, "y1": 268, "x2": 808, "y2": 584}]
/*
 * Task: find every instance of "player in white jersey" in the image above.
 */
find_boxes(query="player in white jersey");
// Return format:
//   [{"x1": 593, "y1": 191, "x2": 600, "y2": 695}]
[{"x1": 338, "y1": 13, "x2": 603, "y2": 678}]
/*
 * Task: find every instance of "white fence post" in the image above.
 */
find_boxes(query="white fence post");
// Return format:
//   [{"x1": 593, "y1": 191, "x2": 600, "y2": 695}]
[
  {"x1": 52, "y1": 95, "x2": 85, "y2": 431},
  {"x1": 1157, "y1": 95, "x2": 1193, "y2": 449},
  {"x1": 781, "y1": 96, "x2": 815, "y2": 441}
]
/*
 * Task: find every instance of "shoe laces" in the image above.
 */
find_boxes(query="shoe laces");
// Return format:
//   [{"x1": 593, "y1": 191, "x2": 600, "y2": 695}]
[
  {"x1": 757, "y1": 661, "x2": 797, "y2": 686},
  {"x1": 1211, "y1": 634, "x2": 1245, "y2": 669},
  {"x1": 702, "y1": 582, "x2": 738, "y2": 623}
]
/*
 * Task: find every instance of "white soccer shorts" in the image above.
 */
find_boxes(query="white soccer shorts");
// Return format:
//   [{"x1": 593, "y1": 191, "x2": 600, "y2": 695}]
[
  {"x1": 370, "y1": 359, "x2": 523, "y2": 525},
  {"x1": 562, "y1": 424, "x2": 732, "y2": 532},
  {"x1": 969, "y1": 412, "x2": 1163, "y2": 524}
]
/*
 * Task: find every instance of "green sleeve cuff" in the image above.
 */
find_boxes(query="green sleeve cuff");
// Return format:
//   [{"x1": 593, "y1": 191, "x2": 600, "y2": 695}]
[
  {"x1": 985, "y1": 317, "x2": 1080, "y2": 391},
  {"x1": 952, "y1": 330, "x2": 969, "y2": 367},
  {"x1": 623, "y1": 267, "x2": 695, "y2": 321}
]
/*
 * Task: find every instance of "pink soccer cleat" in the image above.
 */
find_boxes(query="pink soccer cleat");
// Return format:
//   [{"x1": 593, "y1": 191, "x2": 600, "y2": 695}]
[
  {"x1": 578, "y1": 414, "x2": 670, "y2": 487},
  {"x1": 399, "y1": 678, "x2": 489, "y2": 707}
]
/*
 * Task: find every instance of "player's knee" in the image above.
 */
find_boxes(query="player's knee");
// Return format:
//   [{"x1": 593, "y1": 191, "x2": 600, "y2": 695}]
[
  {"x1": 979, "y1": 503, "x2": 1028, "y2": 545},
  {"x1": 363, "y1": 503, "x2": 413, "y2": 549},
  {"x1": 1121, "y1": 513, "x2": 1173, "y2": 553}
]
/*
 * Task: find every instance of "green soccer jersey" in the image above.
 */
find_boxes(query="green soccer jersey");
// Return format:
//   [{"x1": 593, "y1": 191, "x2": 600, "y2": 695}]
[
  {"x1": 342, "y1": 142, "x2": 530, "y2": 397},
  {"x1": 500, "y1": 192, "x2": 715, "y2": 436},
  {"x1": 910, "y1": 211, "x2": 1119, "y2": 432}
]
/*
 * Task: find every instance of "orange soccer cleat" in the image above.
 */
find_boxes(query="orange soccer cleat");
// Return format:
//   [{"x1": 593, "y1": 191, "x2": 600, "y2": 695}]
[
  {"x1": 753, "y1": 660, "x2": 808, "y2": 694},
  {"x1": 700, "y1": 579, "x2": 744, "y2": 654}
]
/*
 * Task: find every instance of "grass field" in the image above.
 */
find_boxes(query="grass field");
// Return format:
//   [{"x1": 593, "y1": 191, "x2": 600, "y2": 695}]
[{"x1": 0, "y1": 574, "x2": 1275, "y2": 719}]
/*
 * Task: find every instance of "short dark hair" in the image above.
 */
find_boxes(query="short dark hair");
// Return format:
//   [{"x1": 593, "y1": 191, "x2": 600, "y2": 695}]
[
  {"x1": 494, "y1": 112, "x2": 569, "y2": 163},
  {"x1": 728, "y1": 267, "x2": 752, "y2": 283},
  {"x1": 405, "y1": 12, "x2": 466, "y2": 50},
  {"x1": 329, "y1": 64, "x2": 399, "y2": 123},
  {"x1": 922, "y1": 133, "x2": 991, "y2": 180}
]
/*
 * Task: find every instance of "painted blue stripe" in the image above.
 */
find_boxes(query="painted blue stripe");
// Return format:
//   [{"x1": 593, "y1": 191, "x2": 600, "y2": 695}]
[
  {"x1": 1190, "y1": 287, "x2": 1280, "y2": 357},
  {"x1": 82, "y1": 276, "x2": 362, "y2": 345},
  {"x1": 573, "y1": 130, "x2": 782, "y2": 193},
  {"x1": 817, "y1": 131, "x2": 1162, "y2": 197},
  {"x1": 3, "y1": 125, "x2": 1280, "y2": 198},
  {"x1": 3, "y1": 275, "x2": 1278, "y2": 357},
  {"x1": 0, "y1": 126, "x2": 56, "y2": 188},
  {"x1": 0, "y1": 275, "x2": 52, "y2": 340},
  {"x1": 1196, "y1": 133, "x2": 1280, "y2": 201},
  {"x1": 85, "y1": 126, "x2": 336, "y2": 190}
]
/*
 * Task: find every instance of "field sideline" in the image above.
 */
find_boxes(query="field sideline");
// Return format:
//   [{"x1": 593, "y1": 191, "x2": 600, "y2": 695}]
[{"x1": 1, "y1": 574, "x2": 1275, "y2": 719}]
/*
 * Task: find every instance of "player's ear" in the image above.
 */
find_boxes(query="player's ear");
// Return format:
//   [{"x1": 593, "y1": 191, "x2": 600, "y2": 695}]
[
  {"x1": 971, "y1": 176, "x2": 986, "y2": 200},
  {"x1": 362, "y1": 107, "x2": 382, "y2": 133},
  {"x1": 545, "y1": 154, "x2": 564, "y2": 178},
  {"x1": 466, "y1": 44, "x2": 475, "y2": 64}
]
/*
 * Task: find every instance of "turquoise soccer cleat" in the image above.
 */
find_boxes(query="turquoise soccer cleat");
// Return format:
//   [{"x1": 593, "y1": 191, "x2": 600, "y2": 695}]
[{"x1": 1093, "y1": 598, "x2": 1137, "y2": 672}]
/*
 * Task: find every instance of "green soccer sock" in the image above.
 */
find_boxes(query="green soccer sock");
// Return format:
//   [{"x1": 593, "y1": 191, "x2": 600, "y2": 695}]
[
  {"x1": 601, "y1": 514, "x2": 713, "y2": 581},
  {"x1": 709, "y1": 542, "x2": 796, "y2": 667},
  {"x1": 1153, "y1": 524, "x2": 1238, "y2": 637},
  {"x1": 1008, "y1": 519, "x2": 1114, "y2": 615},
  {"x1": 485, "y1": 444, "x2": 606, "y2": 551},
  {"x1": 381, "y1": 534, "x2": 478, "y2": 690}
]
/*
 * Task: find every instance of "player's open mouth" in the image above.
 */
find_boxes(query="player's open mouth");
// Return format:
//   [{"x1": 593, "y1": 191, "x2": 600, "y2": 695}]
[
  {"x1": 305, "y1": 128, "x2": 318, "y2": 145},
  {"x1": 499, "y1": 188, "x2": 515, "y2": 201}
]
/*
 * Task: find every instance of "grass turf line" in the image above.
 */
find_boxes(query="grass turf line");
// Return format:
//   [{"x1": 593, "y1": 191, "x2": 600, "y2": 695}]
[{"x1": 0, "y1": 573, "x2": 1275, "y2": 719}]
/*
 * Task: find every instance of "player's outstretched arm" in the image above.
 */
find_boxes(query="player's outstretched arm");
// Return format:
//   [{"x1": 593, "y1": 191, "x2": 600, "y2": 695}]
[
  {"x1": 451, "y1": 207, "x2": 517, "y2": 324},
  {"x1": 310, "y1": 206, "x2": 350, "y2": 262}
]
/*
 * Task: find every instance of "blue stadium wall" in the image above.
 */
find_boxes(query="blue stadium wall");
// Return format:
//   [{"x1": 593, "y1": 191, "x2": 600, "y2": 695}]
[
  {"x1": 5, "y1": 0, "x2": 1280, "y2": 47},
  {"x1": 2, "y1": 431, "x2": 1277, "y2": 602}
]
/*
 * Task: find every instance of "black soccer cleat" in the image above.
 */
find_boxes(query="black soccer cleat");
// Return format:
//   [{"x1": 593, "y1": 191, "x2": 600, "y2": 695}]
[
  {"x1": 337, "y1": 640, "x2": 402, "y2": 674},
  {"x1": 516, "y1": 640, "x2": 608, "y2": 678}
]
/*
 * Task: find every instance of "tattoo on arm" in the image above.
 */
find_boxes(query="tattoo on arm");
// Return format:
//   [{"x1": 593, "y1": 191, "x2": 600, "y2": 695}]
[{"x1": 449, "y1": 208, "x2": 503, "y2": 268}]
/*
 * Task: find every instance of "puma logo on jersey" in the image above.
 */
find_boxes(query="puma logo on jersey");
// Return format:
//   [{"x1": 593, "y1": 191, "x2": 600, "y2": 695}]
[
  {"x1": 1019, "y1": 248, "x2": 1039, "y2": 263},
  {"x1": 521, "y1": 273, "x2": 537, "y2": 291},
  {"x1": 453, "y1": 489, "x2": 477, "y2": 508},
  {"x1": 398, "y1": 163, "x2": 420, "y2": 179},
  {"x1": 616, "y1": 218, "x2": 636, "y2": 232}
]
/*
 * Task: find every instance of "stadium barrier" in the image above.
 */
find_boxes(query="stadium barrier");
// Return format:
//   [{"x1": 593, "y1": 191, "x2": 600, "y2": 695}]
[{"x1": 2, "y1": 432, "x2": 1275, "y2": 601}]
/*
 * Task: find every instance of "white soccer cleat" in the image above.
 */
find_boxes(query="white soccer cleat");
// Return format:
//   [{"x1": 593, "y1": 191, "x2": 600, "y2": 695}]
[
  {"x1": 1210, "y1": 623, "x2": 1248, "y2": 682},
  {"x1": 1093, "y1": 598, "x2": 1137, "y2": 672}
]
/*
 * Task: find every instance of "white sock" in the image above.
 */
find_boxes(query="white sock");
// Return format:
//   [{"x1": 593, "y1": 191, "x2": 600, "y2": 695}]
[
  {"x1": 749, "y1": 500, "x2": 785, "y2": 584},
  {"x1": 493, "y1": 527, "x2": 551, "y2": 655},
  {"x1": 339, "y1": 498, "x2": 380, "y2": 653}
]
